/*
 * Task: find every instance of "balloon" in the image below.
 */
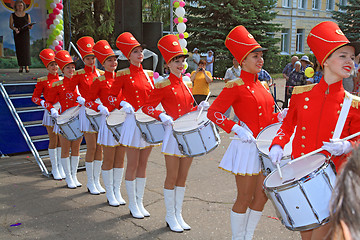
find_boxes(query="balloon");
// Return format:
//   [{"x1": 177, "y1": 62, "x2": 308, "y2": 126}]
[
  {"x1": 56, "y1": 35, "x2": 63, "y2": 41},
  {"x1": 184, "y1": 61, "x2": 188, "y2": 70},
  {"x1": 182, "y1": 48, "x2": 188, "y2": 54},
  {"x1": 46, "y1": 18, "x2": 53, "y2": 25},
  {"x1": 49, "y1": 45, "x2": 55, "y2": 50},
  {"x1": 53, "y1": 8, "x2": 60, "y2": 15},
  {"x1": 50, "y1": 2, "x2": 56, "y2": 9},
  {"x1": 183, "y1": 18, "x2": 187, "y2": 23},
  {"x1": 184, "y1": 32, "x2": 189, "y2": 38},
  {"x1": 53, "y1": 40, "x2": 59, "y2": 46},
  {"x1": 56, "y1": 14, "x2": 62, "y2": 20},
  {"x1": 177, "y1": 23, "x2": 186, "y2": 33},
  {"x1": 60, "y1": 30, "x2": 64, "y2": 36},
  {"x1": 49, "y1": 13, "x2": 56, "y2": 20},
  {"x1": 53, "y1": 19, "x2": 60, "y2": 25},
  {"x1": 58, "y1": 40, "x2": 63, "y2": 46},
  {"x1": 54, "y1": 0, "x2": 61, "y2": 3},
  {"x1": 178, "y1": 17, "x2": 183, "y2": 23},
  {"x1": 305, "y1": 67, "x2": 314, "y2": 78},
  {"x1": 174, "y1": 18, "x2": 179, "y2": 24},
  {"x1": 153, "y1": 72, "x2": 160, "y2": 79},
  {"x1": 56, "y1": 3, "x2": 63, "y2": 10},
  {"x1": 175, "y1": 7, "x2": 185, "y2": 17},
  {"x1": 55, "y1": 45, "x2": 62, "y2": 51},
  {"x1": 56, "y1": 24, "x2": 64, "y2": 31},
  {"x1": 179, "y1": 1, "x2": 185, "y2": 7},
  {"x1": 53, "y1": 28, "x2": 61, "y2": 36},
  {"x1": 173, "y1": 2, "x2": 179, "y2": 8},
  {"x1": 179, "y1": 38, "x2": 187, "y2": 48},
  {"x1": 50, "y1": 24, "x2": 56, "y2": 30},
  {"x1": 178, "y1": 33, "x2": 184, "y2": 39},
  {"x1": 172, "y1": 0, "x2": 179, "y2": 4},
  {"x1": 60, "y1": 19, "x2": 63, "y2": 25},
  {"x1": 185, "y1": 73, "x2": 191, "y2": 77}
]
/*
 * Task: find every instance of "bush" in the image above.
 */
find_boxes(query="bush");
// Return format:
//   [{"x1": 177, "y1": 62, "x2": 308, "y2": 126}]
[{"x1": 0, "y1": 56, "x2": 43, "y2": 69}]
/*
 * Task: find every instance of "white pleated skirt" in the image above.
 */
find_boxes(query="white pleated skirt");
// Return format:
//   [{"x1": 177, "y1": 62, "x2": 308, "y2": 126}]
[
  {"x1": 42, "y1": 109, "x2": 55, "y2": 127},
  {"x1": 79, "y1": 105, "x2": 96, "y2": 133},
  {"x1": 219, "y1": 139, "x2": 261, "y2": 176},
  {"x1": 97, "y1": 115, "x2": 120, "y2": 147},
  {"x1": 161, "y1": 125, "x2": 186, "y2": 157},
  {"x1": 119, "y1": 114, "x2": 154, "y2": 149}
]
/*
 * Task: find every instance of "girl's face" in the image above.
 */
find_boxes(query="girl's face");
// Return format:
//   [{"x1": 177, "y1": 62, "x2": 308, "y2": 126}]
[
  {"x1": 324, "y1": 45, "x2": 355, "y2": 79},
  {"x1": 241, "y1": 51, "x2": 264, "y2": 74},
  {"x1": 83, "y1": 56, "x2": 96, "y2": 67},
  {"x1": 167, "y1": 56, "x2": 185, "y2": 76},
  {"x1": 103, "y1": 56, "x2": 118, "y2": 72},
  {"x1": 47, "y1": 61, "x2": 59, "y2": 75},
  {"x1": 129, "y1": 46, "x2": 144, "y2": 65},
  {"x1": 63, "y1": 63, "x2": 75, "y2": 78}
]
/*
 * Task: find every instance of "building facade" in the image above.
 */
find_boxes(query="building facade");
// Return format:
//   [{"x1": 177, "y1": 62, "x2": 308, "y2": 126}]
[{"x1": 273, "y1": 0, "x2": 347, "y2": 55}]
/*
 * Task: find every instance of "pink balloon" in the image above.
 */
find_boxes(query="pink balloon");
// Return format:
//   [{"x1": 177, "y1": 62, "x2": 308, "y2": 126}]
[
  {"x1": 53, "y1": 8, "x2": 60, "y2": 15},
  {"x1": 153, "y1": 72, "x2": 160, "y2": 79},
  {"x1": 174, "y1": 18, "x2": 179, "y2": 24},
  {"x1": 182, "y1": 69, "x2": 186, "y2": 74},
  {"x1": 179, "y1": 1, "x2": 185, "y2": 7},
  {"x1": 183, "y1": 18, "x2": 188, "y2": 23},
  {"x1": 58, "y1": 41, "x2": 63, "y2": 46},
  {"x1": 56, "y1": 3, "x2": 63, "y2": 10},
  {"x1": 179, "y1": 33, "x2": 184, "y2": 39},
  {"x1": 185, "y1": 73, "x2": 191, "y2": 77},
  {"x1": 55, "y1": 45, "x2": 62, "y2": 51},
  {"x1": 49, "y1": 13, "x2": 56, "y2": 20},
  {"x1": 46, "y1": 18, "x2": 53, "y2": 25}
]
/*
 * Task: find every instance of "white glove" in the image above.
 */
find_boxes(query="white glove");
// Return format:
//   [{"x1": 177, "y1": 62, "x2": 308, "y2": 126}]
[
  {"x1": 198, "y1": 101, "x2": 210, "y2": 111},
  {"x1": 97, "y1": 105, "x2": 109, "y2": 116},
  {"x1": 231, "y1": 124, "x2": 255, "y2": 143},
  {"x1": 269, "y1": 144, "x2": 284, "y2": 165},
  {"x1": 322, "y1": 139, "x2": 352, "y2": 156},
  {"x1": 40, "y1": 100, "x2": 46, "y2": 108},
  {"x1": 120, "y1": 101, "x2": 135, "y2": 114},
  {"x1": 277, "y1": 108, "x2": 288, "y2": 122},
  {"x1": 50, "y1": 108, "x2": 59, "y2": 118},
  {"x1": 77, "y1": 96, "x2": 85, "y2": 105},
  {"x1": 159, "y1": 113, "x2": 174, "y2": 126}
]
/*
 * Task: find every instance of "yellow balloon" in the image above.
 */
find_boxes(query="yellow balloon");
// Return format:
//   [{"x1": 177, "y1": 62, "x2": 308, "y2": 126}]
[{"x1": 305, "y1": 67, "x2": 314, "y2": 78}]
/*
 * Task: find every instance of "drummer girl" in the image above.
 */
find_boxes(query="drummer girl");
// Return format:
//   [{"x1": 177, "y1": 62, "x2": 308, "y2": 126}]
[
  {"x1": 44, "y1": 50, "x2": 83, "y2": 189},
  {"x1": 71, "y1": 36, "x2": 105, "y2": 195},
  {"x1": 32, "y1": 49, "x2": 64, "y2": 180},
  {"x1": 142, "y1": 34, "x2": 209, "y2": 232},
  {"x1": 85, "y1": 40, "x2": 125, "y2": 207},
  {"x1": 207, "y1": 26, "x2": 286, "y2": 240},
  {"x1": 269, "y1": 21, "x2": 360, "y2": 240},
  {"x1": 109, "y1": 32, "x2": 155, "y2": 219}
]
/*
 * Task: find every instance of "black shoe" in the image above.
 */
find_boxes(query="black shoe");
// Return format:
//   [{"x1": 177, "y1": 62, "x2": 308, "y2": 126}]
[{"x1": 19, "y1": 67, "x2": 23, "y2": 73}]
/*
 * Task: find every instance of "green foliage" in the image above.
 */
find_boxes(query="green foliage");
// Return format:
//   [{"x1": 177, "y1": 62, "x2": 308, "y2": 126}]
[
  {"x1": 143, "y1": 0, "x2": 171, "y2": 30},
  {"x1": 0, "y1": 57, "x2": 43, "y2": 68},
  {"x1": 332, "y1": 0, "x2": 360, "y2": 41}
]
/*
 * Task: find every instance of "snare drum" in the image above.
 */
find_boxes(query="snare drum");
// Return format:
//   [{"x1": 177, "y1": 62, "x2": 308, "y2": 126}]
[
  {"x1": 56, "y1": 106, "x2": 83, "y2": 140},
  {"x1": 172, "y1": 110, "x2": 220, "y2": 157},
  {"x1": 135, "y1": 108, "x2": 165, "y2": 144},
  {"x1": 86, "y1": 108, "x2": 102, "y2": 132},
  {"x1": 256, "y1": 123, "x2": 295, "y2": 176},
  {"x1": 263, "y1": 154, "x2": 336, "y2": 231},
  {"x1": 106, "y1": 109, "x2": 127, "y2": 142}
]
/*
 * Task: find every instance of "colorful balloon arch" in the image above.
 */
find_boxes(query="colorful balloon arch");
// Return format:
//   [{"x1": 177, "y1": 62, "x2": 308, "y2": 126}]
[
  {"x1": 173, "y1": 0, "x2": 189, "y2": 72},
  {"x1": 45, "y1": 0, "x2": 64, "y2": 52}
]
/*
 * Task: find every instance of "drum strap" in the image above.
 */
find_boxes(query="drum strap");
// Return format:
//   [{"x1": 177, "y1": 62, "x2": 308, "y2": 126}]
[
  {"x1": 183, "y1": 79, "x2": 198, "y2": 105},
  {"x1": 95, "y1": 69, "x2": 101, "y2": 77},
  {"x1": 143, "y1": 71, "x2": 154, "y2": 89},
  {"x1": 333, "y1": 91, "x2": 353, "y2": 139}
]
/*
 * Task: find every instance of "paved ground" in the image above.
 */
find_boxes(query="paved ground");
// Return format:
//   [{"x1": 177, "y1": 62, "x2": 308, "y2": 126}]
[{"x1": 0, "y1": 69, "x2": 300, "y2": 239}]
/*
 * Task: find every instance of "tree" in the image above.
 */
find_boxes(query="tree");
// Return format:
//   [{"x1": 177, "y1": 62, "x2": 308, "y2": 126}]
[
  {"x1": 187, "y1": 0, "x2": 281, "y2": 75},
  {"x1": 332, "y1": 0, "x2": 360, "y2": 41},
  {"x1": 143, "y1": 0, "x2": 171, "y2": 31}
]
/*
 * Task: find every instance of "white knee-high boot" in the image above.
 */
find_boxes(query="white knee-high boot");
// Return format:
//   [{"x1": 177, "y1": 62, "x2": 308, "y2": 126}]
[
  {"x1": 164, "y1": 188, "x2": 183, "y2": 233},
  {"x1": 113, "y1": 168, "x2": 126, "y2": 205},
  {"x1": 136, "y1": 178, "x2": 150, "y2": 217},
  {"x1": 175, "y1": 186, "x2": 190, "y2": 230},
  {"x1": 49, "y1": 148, "x2": 61, "y2": 180},
  {"x1": 57, "y1": 147, "x2": 65, "y2": 179},
  {"x1": 85, "y1": 162, "x2": 100, "y2": 195},
  {"x1": 244, "y1": 209, "x2": 262, "y2": 240},
  {"x1": 230, "y1": 210, "x2": 247, "y2": 240},
  {"x1": 102, "y1": 169, "x2": 120, "y2": 207},
  {"x1": 125, "y1": 180, "x2": 144, "y2": 219},
  {"x1": 93, "y1": 160, "x2": 105, "y2": 194},
  {"x1": 70, "y1": 156, "x2": 82, "y2": 187},
  {"x1": 61, "y1": 157, "x2": 76, "y2": 189}
]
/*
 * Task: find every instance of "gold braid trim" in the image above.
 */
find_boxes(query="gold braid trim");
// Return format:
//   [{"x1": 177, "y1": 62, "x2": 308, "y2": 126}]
[
  {"x1": 52, "y1": 80, "x2": 63, "y2": 87},
  {"x1": 94, "y1": 75, "x2": 106, "y2": 82},
  {"x1": 37, "y1": 76, "x2": 48, "y2": 82},
  {"x1": 260, "y1": 81, "x2": 269, "y2": 90},
  {"x1": 155, "y1": 78, "x2": 171, "y2": 89},
  {"x1": 184, "y1": 81, "x2": 193, "y2": 88},
  {"x1": 224, "y1": 78, "x2": 244, "y2": 88},
  {"x1": 74, "y1": 69, "x2": 85, "y2": 75},
  {"x1": 292, "y1": 84, "x2": 316, "y2": 95},
  {"x1": 351, "y1": 94, "x2": 360, "y2": 109},
  {"x1": 144, "y1": 69, "x2": 154, "y2": 77},
  {"x1": 116, "y1": 68, "x2": 130, "y2": 77},
  {"x1": 97, "y1": 69, "x2": 105, "y2": 75}
]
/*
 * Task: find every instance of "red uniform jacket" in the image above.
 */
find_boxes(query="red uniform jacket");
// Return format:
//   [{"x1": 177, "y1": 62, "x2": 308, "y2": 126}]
[
  {"x1": 84, "y1": 71, "x2": 116, "y2": 112},
  {"x1": 207, "y1": 70, "x2": 278, "y2": 137},
  {"x1": 270, "y1": 79, "x2": 360, "y2": 170},
  {"x1": 111, "y1": 64, "x2": 154, "y2": 111},
  {"x1": 70, "y1": 65, "x2": 104, "y2": 100},
  {"x1": 45, "y1": 76, "x2": 80, "y2": 114},
  {"x1": 32, "y1": 73, "x2": 59, "y2": 106},
  {"x1": 142, "y1": 73, "x2": 196, "y2": 120}
]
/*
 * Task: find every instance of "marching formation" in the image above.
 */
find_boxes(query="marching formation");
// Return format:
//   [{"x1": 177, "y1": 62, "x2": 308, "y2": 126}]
[{"x1": 32, "y1": 21, "x2": 360, "y2": 239}]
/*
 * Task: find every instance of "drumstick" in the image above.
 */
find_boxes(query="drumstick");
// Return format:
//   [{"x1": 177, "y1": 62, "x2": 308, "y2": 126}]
[
  {"x1": 276, "y1": 163, "x2": 283, "y2": 179},
  {"x1": 288, "y1": 130, "x2": 360, "y2": 165},
  {"x1": 196, "y1": 92, "x2": 211, "y2": 121}
]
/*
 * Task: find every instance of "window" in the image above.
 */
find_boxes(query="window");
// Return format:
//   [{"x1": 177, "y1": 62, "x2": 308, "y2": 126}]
[
  {"x1": 296, "y1": 29, "x2": 305, "y2": 53},
  {"x1": 282, "y1": 0, "x2": 291, "y2": 7},
  {"x1": 298, "y1": 0, "x2": 306, "y2": 8},
  {"x1": 326, "y1": 0, "x2": 334, "y2": 10},
  {"x1": 339, "y1": 0, "x2": 347, "y2": 11},
  {"x1": 312, "y1": 0, "x2": 320, "y2": 9},
  {"x1": 281, "y1": 29, "x2": 290, "y2": 54}
]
